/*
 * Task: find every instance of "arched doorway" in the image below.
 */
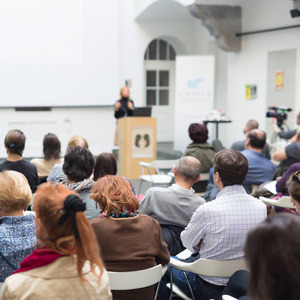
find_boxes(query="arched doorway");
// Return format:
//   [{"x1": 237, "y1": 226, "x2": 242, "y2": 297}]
[{"x1": 144, "y1": 39, "x2": 176, "y2": 141}]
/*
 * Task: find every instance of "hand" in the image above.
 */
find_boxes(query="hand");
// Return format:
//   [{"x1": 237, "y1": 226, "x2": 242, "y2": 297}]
[
  {"x1": 114, "y1": 102, "x2": 121, "y2": 111},
  {"x1": 276, "y1": 176, "x2": 282, "y2": 181},
  {"x1": 127, "y1": 101, "x2": 134, "y2": 110}
]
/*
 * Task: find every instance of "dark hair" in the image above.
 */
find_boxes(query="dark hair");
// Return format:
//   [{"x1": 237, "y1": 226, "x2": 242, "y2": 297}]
[
  {"x1": 188, "y1": 123, "x2": 208, "y2": 144},
  {"x1": 286, "y1": 171, "x2": 300, "y2": 203},
  {"x1": 247, "y1": 129, "x2": 266, "y2": 149},
  {"x1": 90, "y1": 175, "x2": 139, "y2": 216},
  {"x1": 4, "y1": 129, "x2": 26, "y2": 155},
  {"x1": 43, "y1": 133, "x2": 61, "y2": 161},
  {"x1": 245, "y1": 213, "x2": 300, "y2": 300},
  {"x1": 213, "y1": 149, "x2": 248, "y2": 186},
  {"x1": 245, "y1": 120, "x2": 259, "y2": 131},
  {"x1": 63, "y1": 146, "x2": 95, "y2": 182},
  {"x1": 93, "y1": 153, "x2": 117, "y2": 181}
]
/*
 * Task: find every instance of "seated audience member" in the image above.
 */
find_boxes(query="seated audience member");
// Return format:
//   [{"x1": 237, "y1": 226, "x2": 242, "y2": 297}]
[
  {"x1": 183, "y1": 123, "x2": 216, "y2": 173},
  {"x1": 231, "y1": 119, "x2": 271, "y2": 159},
  {"x1": 0, "y1": 129, "x2": 39, "y2": 193},
  {"x1": 287, "y1": 170, "x2": 300, "y2": 213},
  {"x1": 272, "y1": 110, "x2": 300, "y2": 140},
  {"x1": 241, "y1": 129, "x2": 276, "y2": 188},
  {"x1": 90, "y1": 176, "x2": 170, "y2": 300},
  {"x1": 47, "y1": 135, "x2": 89, "y2": 182},
  {"x1": 273, "y1": 128, "x2": 300, "y2": 172},
  {"x1": 276, "y1": 162, "x2": 300, "y2": 195},
  {"x1": 61, "y1": 146, "x2": 99, "y2": 221},
  {"x1": 0, "y1": 183, "x2": 111, "y2": 299},
  {"x1": 158, "y1": 149, "x2": 267, "y2": 300},
  {"x1": 244, "y1": 213, "x2": 300, "y2": 300},
  {"x1": 31, "y1": 133, "x2": 63, "y2": 182},
  {"x1": 139, "y1": 156, "x2": 205, "y2": 254},
  {"x1": 0, "y1": 171, "x2": 36, "y2": 282},
  {"x1": 93, "y1": 152, "x2": 135, "y2": 195}
]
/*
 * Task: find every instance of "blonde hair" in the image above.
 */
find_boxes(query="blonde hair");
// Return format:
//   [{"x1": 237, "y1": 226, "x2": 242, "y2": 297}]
[
  {"x1": 119, "y1": 86, "x2": 130, "y2": 99},
  {"x1": 0, "y1": 170, "x2": 32, "y2": 212},
  {"x1": 67, "y1": 136, "x2": 89, "y2": 149},
  {"x1": 90, "y1": 175, "x2": 139, "y2": 216},
  {"x1": 34, "y1": 183, "x2": 104, "y2": 280}
]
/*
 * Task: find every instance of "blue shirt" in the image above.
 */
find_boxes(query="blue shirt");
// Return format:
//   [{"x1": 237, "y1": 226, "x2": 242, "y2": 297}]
[
  {"x1": 241, "y1": 149, "x2": 276, "y2": 186},
  {"x1": 0, "y1": 214, "x2": 36, "y2": 282}
]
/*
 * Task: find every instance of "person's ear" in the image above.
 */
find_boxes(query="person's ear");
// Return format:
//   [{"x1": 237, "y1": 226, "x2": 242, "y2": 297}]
[
  {"x1": 173, "y1": 166, "x2": 177, "y2": 176},
  {"x1": 194, "y1": 174, "x2": 201, "y2": 183},
  {"x1": 245, "y1": 138, "x2": 250, "y2": 148}
]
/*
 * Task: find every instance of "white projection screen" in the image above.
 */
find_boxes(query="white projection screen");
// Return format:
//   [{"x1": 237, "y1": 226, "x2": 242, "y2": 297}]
[{"x1": 0, "y1": 0, "x2": 119, "y2": 107}]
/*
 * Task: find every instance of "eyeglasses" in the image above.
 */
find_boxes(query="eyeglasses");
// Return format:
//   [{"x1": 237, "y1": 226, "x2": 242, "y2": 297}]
[{"x1": 292, "y1": 170, "x2": 300, "y2": 182}]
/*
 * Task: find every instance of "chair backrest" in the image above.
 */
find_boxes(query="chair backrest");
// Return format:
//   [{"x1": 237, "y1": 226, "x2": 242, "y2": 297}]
[
  {"x1": 170, "y1": 257, "x2": 248, "y2": 277},
  {"x1": 144, "y1": 160, "x2": 179, "y2": 170},
  {"x1": 108, "y1": 264, "x2": 165, "y2": 290},
  {"x1": 259, "y1": 196, "x2": 295, "y2": 209},
  {"x1": 222, "y1": 295, "x2": 238, "y2": 300}
]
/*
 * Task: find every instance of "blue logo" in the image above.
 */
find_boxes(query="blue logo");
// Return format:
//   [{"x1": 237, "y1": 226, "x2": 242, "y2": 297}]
[{"x1": 187, "y1": 78, "x2": 203, "y2": 89}]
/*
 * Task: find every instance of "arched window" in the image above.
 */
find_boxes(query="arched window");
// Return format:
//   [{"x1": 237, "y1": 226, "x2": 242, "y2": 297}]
[{"x1": 144, "y1": 39, "x2": 176, "y2": 107}]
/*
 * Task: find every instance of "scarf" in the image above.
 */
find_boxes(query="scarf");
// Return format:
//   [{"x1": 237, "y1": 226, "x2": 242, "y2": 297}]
[{"x1": 13, "y1": 247, "x2": 65, "y2": 274}]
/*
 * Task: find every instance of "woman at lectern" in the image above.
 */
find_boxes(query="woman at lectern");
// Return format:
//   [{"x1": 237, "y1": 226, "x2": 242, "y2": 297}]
[
  {"x1": 114, "y1": 86, "x2": 134, "y2": 119},
  {"x1": 114, "y1": 86, "x2": 134, "y2": 145}
]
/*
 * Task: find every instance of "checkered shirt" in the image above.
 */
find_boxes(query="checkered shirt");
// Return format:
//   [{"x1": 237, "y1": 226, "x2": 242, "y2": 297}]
[{"x1": 181, "y1": 185, "x2": 267, "y2": 285}]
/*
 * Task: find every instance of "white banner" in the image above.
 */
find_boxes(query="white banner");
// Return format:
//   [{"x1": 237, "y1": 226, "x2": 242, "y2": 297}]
[{"x1": 173, "y1": 56, "x2": 215, "y2": 152}]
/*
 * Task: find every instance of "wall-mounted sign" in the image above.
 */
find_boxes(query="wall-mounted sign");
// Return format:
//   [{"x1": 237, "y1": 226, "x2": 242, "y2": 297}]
[
  {"x1": 246, "y1": 84, "x2": 257, "y2": 100},
  {"x1": 275, "y1": 71, "x2": 284, "y2": 90}
]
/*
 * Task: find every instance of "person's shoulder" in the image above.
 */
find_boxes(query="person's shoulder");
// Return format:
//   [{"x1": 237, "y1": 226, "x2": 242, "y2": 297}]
[
  {"x1": 138, "y1": 214, "x2": 160, "y2": 225},
  {"x1": 231, "y1": 140, "x2": 245, "y2": 151}
]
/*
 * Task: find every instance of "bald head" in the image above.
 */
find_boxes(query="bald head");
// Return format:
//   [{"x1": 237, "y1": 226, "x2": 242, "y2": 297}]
[
  {"x1": 246, "y1": 129, "x2": 266, "y2": 150},
  {"x1": 244, "y1": 120, "x2": 259, "y2": 135},
  {"x1": 176, "y1": 156, "x2": 202, "y2": 183}
]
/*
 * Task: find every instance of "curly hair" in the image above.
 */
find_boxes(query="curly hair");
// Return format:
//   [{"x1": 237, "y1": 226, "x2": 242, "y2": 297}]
[
  {"x1": 188, "y1": 123, "x2": 208, "y2": 143},
  {"x1": 90, "y1": 175, "x2": 139, "y2": 216}
]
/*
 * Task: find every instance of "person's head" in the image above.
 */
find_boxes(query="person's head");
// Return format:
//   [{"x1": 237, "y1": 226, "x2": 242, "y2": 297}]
[
  {"x1": 174, "y1": 156, "x2": 202, "y2": 185},
  {"x1": 245, "y1": 213, "x2": 300, "y2": 300},
  {"x1": 246, "y1": 129, "x2": 266, "y2": 150},
  {"x1": 286, "y1": 170, "x2": 300, "y2": 213},
  {"x1": 67, "y1": 136, "x2": 89, "y2": 149},
  {"x1": 213, "y1": 149, "x2": 248, "y2": 187},
  {"x1": 63, "y1": 146, "x2": 95, "y2": 183},
  {"x1": 93, "y1": 153, "x2": 117, "y2": 181},
  {"x1": 34, "y1": 183, "x2": 104, "y2": 280},
  {"x1": 244, "y1": 119, "x2": 259, "y2": 135},
  {"x1": 0, "y1": 170, "x2": 32, "y2": 214},
  {"x1": 4, "y1": 129, "x2": 26, "y2": 156},
  {"x1": 188, "y1": 123, "x2": 208, "y2": 144},
  {"x1": 90, "y1": 175, "x2": 139, "y2": 216},
  {"x1": 43, "y1": 133, "x2": 61, "y2": 161},
  {"x1": 120, "y1": 86, "x2": 130, "y2": 99}
]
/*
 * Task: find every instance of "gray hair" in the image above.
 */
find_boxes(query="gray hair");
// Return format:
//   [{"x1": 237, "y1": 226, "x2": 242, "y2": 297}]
[{"x1": 176, "y1": 156, "x2": 202, "y2": 182}]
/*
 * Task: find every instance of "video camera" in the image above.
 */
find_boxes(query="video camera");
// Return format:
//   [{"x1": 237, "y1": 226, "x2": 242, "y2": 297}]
[{"x1": 266, "y1": 106, "x2": 292, "y2": 128}]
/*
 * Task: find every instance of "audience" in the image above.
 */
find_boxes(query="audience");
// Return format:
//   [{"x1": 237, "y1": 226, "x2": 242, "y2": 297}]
[
  {"x1": 272, "y1": 111, "x2": 300, "y2": 140},
  {"x1": 0, "y1": 183, "x2": 111, "y2": 299},
  {"x1": 61, "y1": 146, "x2": 99, "y2": 221},
  {"x1": 31, "y1": 133, "x2": 63, "y2": 182},
  {"x1": 286, "y1": 170, "x2": 300, "y2": 213},
  {"x1": 231, "y1": 119, "x2": 271, "y2": 159},
  {"x1": 241, "y1": 129, "x2": 276, "y2": 189},
  {"x1": 183, "y1": 123, "x2": 216, "y2": 173},
  {"x1": 47, "y1": 135, "x2": 89, "y2": 182},
  {"x1": 276, "y1": 162, "x2": 300, "y2": 195},
  {"x1": 158, "y1": 149, "x2": 267, "y2": 300},
  {"x1": 139, "y1": 156, "x2": 205, "y2": 255},
  {"x1": 273, "y1": 128, "x2": 300, "y2": 172},
  {"x1": 244, "y1": 213, "x2": 300, "y2": 300},
  {"x1": 0, "y1": 129, "x2": 39, "y2": 193},
  {"x1": 93, "y1": 152, "x2": 117, "y2": 181},
  {"x1": 90, "y1": 176, "x2": 170, "y2": 300},
  {"x1": 0, "y1": 171, "x2": 36, "y2": 282}
]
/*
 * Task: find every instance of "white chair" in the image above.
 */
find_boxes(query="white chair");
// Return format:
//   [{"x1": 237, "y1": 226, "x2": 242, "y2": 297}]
[
  {"x1": 138, "y1": 159, "x2": 179, "y2": 196},
  {"x1": 222, "y1": 296, "x2": 238, "y2": 300},
  {"x1": 167, "y1": 257, "x2": 248, "y2": 300},
  {"x1": 259, "y1": 196, "x2": 295, "y2": 209},
  {"x1": 108, "y1": 264, "x2": 167, "y2": 300}
]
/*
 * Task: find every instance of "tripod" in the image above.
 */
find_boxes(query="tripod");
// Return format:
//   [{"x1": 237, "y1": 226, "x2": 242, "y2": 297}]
[{"x1": 269, "y1": 121, "x2": 290, "y2": 152}]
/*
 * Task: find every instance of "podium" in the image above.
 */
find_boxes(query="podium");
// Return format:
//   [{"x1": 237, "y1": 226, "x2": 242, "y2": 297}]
[{"x1": 118, "y1": 117, "x2": 156, "y2": 179}]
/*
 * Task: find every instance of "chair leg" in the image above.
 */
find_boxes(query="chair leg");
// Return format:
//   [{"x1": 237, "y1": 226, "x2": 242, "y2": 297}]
[
  {"x1": 182, "y1": 271, "x2": 195, "y2": 300},
  {"x1": 169, "y1": 267, "x2": 174, "y2": 300}
]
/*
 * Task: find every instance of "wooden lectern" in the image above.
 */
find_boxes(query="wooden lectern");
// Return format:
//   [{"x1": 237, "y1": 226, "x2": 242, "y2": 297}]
[{"x1": 118, "y1": 117, "x2": 156, "y2": 179}]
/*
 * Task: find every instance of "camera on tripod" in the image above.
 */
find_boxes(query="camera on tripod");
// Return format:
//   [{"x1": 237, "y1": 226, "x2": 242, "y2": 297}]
[{"x1": 266, "y1": 106, "x2": 292, "y2": 128}]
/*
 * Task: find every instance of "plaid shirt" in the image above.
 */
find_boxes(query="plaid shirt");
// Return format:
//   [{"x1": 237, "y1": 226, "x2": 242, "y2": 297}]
[{"x1": 181, "y1": 185, "x2": 267, "y2": 285}]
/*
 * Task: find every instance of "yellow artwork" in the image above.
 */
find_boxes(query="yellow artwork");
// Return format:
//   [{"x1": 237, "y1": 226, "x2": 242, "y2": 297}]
[{"x1": 275, "y1": 71, "x2": 284, "y2": 90}]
